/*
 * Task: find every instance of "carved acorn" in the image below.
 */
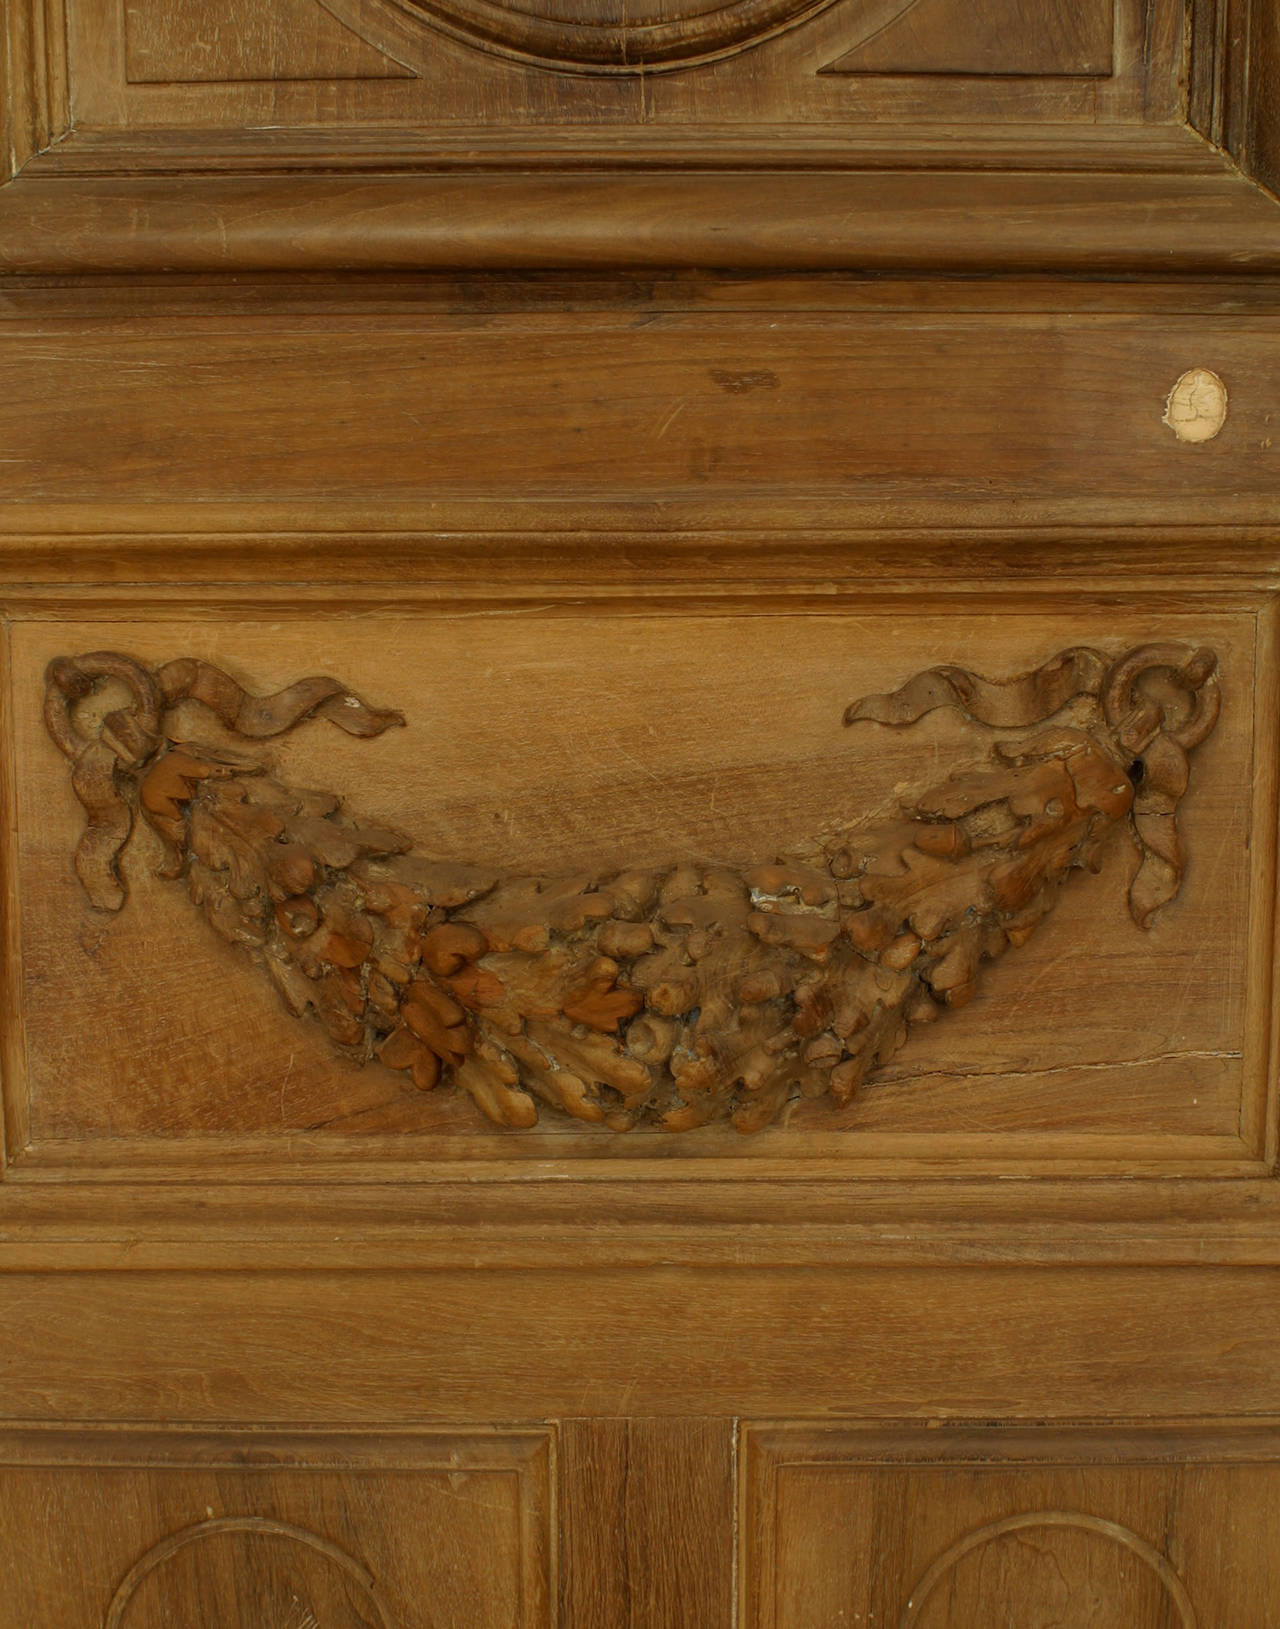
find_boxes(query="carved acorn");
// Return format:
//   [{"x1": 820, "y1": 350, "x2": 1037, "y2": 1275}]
[{"x1": 45, "y1": 643, "x2": 1220, "y2": 1133}]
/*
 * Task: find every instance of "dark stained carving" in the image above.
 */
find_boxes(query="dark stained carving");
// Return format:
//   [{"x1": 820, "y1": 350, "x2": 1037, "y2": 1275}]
[{"x1": 45, "y1": 644, "x2": 1220, "y2": 1133}]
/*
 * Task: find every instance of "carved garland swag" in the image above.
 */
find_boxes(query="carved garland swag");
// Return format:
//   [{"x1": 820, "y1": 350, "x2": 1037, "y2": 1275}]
[{"x1": 45, "y1": 643, "x2": 1219, "y2": 1132}]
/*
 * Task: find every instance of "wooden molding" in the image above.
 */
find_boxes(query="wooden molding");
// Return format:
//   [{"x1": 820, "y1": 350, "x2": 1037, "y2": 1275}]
[
  {"x1": 0, "y1": 1427, "x2": 554, "y2": 1629},
  {"x1": 4, "y1": 163, "x2": 1280, "y2": 276},
  {"x1": 44, "y1": 643, "x2": 1221, "y2": 1134},
  {"x1": 1, "y1": 0, "x2": 70, "y2": 184},
  {"x1": 1190, "y1": 0, "x2": 1280, "y2": 200},
  {"x1": 2, "y1": 0, "x2": 1276, "y2": 266}
]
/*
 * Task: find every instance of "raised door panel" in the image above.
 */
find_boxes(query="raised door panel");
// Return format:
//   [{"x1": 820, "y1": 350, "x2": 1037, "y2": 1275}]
[
  {"x1": 0, "y1": 1429, "x2": 553, "y2": 1629},
  {"x1": 744, "y1": 1423, "x2": 1280, "y2": 1629},
  {"x1": 60, "y1": 0, "x2": 1178, "y2": 137}
]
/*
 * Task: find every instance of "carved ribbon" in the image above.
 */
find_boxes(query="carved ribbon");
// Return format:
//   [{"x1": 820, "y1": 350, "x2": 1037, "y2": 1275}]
[
  {"x1": 44, "y1": 644, "x2": 1220, "y2": 1133},
  {"x1": 847, "y1": 643, "x2": 1220, "y2": 927},
  {"x1": 44, "y1": 652, "x2": 403, "y2": 912}
]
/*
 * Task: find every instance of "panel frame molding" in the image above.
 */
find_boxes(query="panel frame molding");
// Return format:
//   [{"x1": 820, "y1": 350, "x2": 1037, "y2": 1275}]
[
  {"x1": 741, "y1": 1417, "x2": 1280, "y2": 1629},
  {"x1": 0, "y1": 1423, "x2": 556, "y2": 1629},
  {"x1": 0, "y1": 0, "x2": 1274, "y2": 272},
  {"x1": 0, "y1": 573, "x2": 1275, "y2": 1200}
]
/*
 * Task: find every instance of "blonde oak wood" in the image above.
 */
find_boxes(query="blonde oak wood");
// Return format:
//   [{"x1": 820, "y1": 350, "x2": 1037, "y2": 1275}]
[{"x1": 4, "y1": 1267, "x2": 1280, "y2": 1423}]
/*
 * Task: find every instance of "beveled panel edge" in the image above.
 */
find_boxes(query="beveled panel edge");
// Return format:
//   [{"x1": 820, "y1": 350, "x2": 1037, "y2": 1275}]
[
  {"x1": 1190, "y1": 0, "x2": 1280, "y2": 201},
  {"x1": 2, "y1": 0, "x2": 71, "y2": 185},
  {"x1": 17, "y1": 122, "x2": 1230, "y2": 176},
  {"x1": 0, "y1": 619, "x2": 27, "y2": 1173}
]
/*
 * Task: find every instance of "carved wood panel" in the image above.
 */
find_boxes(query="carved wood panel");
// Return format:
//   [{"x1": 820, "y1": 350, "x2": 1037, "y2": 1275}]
[
  {"x1": 36, "y1": 640, "x2": 1224, "y2": 1135},
  {"x1": 2, "y1": 601, "x2": 1270, "y2": 1174},
  {"x1": 0, "y1": 1428, "x2": 554, "y2": 1628},
  {"x1": 56, "y1": 0, "x2": 1181, "y2": 142},
  {"x1": 744, "y1": 1423, "x2": 1280, "y2": 1629}
]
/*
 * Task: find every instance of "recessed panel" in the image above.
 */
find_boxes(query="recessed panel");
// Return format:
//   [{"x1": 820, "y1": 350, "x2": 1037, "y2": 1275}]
[
  {"x1": 59, "y1": 0, "x2": 1178, "y2": 139},
  {"x1": 744, "y1": 1424, "x2": 1280, "y2": 1629},
  {"x1": 4, "y1": 602, "x2": 1267, "y2": 1172},
  {"x1": 0, "y1": 1429, "x2": 552, "y2": 1629}
]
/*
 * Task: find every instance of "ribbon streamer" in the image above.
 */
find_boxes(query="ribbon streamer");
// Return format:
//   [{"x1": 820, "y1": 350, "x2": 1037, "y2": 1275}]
[
  {"x1": 45, "y1": 653, "x2": 404, "y2": 912},
  {"x1": 159, "y1": 658, "x2": 405, "y2": 740},
  {"x1": 846, "y1": 643, "x2": 1220, "y2": 929},
  {"x1": 844, "y1": 646, "x2": 1113, "y2": 730}
]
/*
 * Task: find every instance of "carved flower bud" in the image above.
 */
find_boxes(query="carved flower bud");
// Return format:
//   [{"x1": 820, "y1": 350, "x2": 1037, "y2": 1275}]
[
  {"x1": 420, "y1": 921, "x2": 488, "y2": 976},
  {"x1": 804, "y1": 1033, "x2": 842, "y2": 1065},
  {"x1": 625, "y1": 1015, "x2": 677, "y2": 1062},
  {"x1": 880, "y1": 931, "x2": 923, "y2": 971},
  {"x1": 562, "y1": 957, "x2": 644, "y2": 1033},
  {"x1": 598, "y1": 920, "x2": 655, "y2": 960},
  {"x1": 844, "y1": 910, "x2": 895, "y2": 954},
  {"x1": 646, "y1": 977, "x2": 700, "y2": 1017},
  {"x1": 267, "y1": 842, "x2": 317, "y2": 900},
  {"x1": 275, "y1": 895, "x2": 320, "y2": 939},
  {"x1": 829, "y1": 1058, "x2": 863, "y2": 1105},
  {"x1": 401, "y1": 980, "x2": 470, "y2": 1067},
  {"x1": 912, "y1": 823, "x2": 970, "y2": 860},
  {"x1": 737, "y1": 968, "x2": 783, "y2": 1004}
]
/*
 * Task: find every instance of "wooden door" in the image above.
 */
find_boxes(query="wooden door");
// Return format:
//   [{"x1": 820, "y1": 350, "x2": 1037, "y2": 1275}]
[{"x1": 2, "y1": 1, "x2": 1280, "y2": 1624}]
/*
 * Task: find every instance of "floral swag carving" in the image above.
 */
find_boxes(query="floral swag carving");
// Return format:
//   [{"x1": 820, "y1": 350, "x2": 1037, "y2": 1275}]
[{"x1": 45, "y1": 643, "x2": 1220, "y2": 1133}]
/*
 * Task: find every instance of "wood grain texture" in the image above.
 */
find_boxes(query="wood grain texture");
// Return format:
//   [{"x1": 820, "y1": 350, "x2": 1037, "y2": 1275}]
[
  {"x1": 823, "y1": 0, "x2": 1115, "y2": 77},
  {"x1": 1247, "y1": 0, "x2": 1280, "y2": 198},
  {"x1": 3, "y1": 1267, "x2": 1280, "y2": 1422},
  {"x1": 559, "y1": 1419, "x2": 734, "y2": 1628},
  {"x1": 123, "y1": 0, "x2": 414, "y2": 81},
  {"x1": 1, "y1": 310, "x2": 1279, "y2": 515},
  {"x1": 0, "y1": 0, "x2": 1277, "y2": 1609},
  {"x1": 57, "y1": 0, "x2": 1177, "y2": 130},
  {"x1": 4, "y1": 168, "x2": 1279, "y2": 275},
  {"x1": 743, "y1": 1422, "x2": 1280, "y2": 1629},
  {"x1": 0, "y1": 1427, "x2": 553, "y2": 1629},
  {"x1": 6, "y1": 606, "x2": 1264, "y2": 1172}
]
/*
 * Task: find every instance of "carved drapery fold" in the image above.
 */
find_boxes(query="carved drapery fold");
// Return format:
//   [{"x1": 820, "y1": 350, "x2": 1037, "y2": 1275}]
[{"x1": 45, "y1": 644, "x2": 1219, "y2": 1133}]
